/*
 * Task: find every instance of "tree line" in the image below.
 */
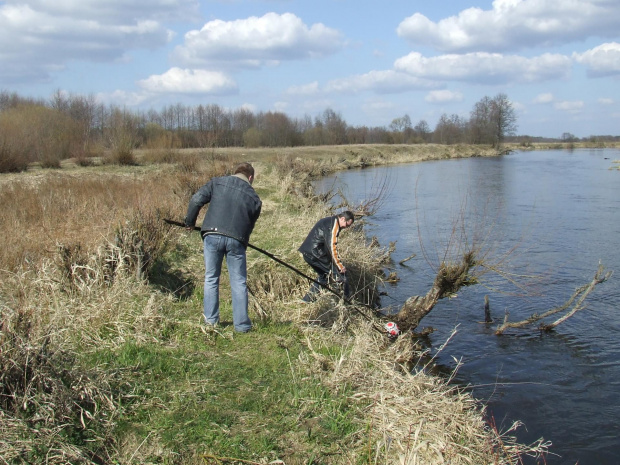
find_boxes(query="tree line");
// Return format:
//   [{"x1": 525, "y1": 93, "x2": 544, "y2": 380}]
[{"x1": 0, "y1": 88, "x2": 591, "y2": 173}]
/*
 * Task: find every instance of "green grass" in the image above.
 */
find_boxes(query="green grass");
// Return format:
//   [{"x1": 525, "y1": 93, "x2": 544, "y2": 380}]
[{"x1": 78, "y1": 290, "x2": 358, "y2": 463}]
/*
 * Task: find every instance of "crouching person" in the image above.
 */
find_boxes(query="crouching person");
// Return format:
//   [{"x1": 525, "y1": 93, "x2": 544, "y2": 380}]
[{"x1": 298, "y1": 211, "x2": 354, "y2": 302}]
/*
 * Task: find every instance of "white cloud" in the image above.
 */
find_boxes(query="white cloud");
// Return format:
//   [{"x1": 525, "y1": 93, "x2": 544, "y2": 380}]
[
  {"x1": 573, "y1": 42, "x2": 620, "y2": 77},
  {"x1": 0, "y1": 1, "x2": 179, "y2": 84},
  {"x1": 286, "y1": 81, "x2": 320, "y2": 96},
  {"x1": 299, "y1": 98, "x2": 334, "y2": 113},
  {"x1": 512, "y1": 100, "x2": 526, "y2": 113},
  {"x1": 425, "y1": 90, "x2": 463, "y2": 103},
  {"x1": 273, "y1": 101, "x2": 289, "y2": 112},
  {"x1": 533, "y1": 93, "x2": 554, "y2": 104},
  {"x1": 172, "y1": 12, "x2": 345, "y2": 69},
  {"x1": 554, "y1": 100, "x2": 584, "y2": 113},
  {"x1": 324, "y1": 70, "x2": 439, "y2": 95},
  {"x1": 96, "y1": 89, "x2": 150, "y2": 107},
  {"x1": 360, "y1": 100, "x2": 396, "y2": 121},
  {"x1": 137, "y1": 68, "x2": 238, "y2": 95},
  {"x1": 598, "y1": 98, "x2": 614, "y2": 105},
  {"x1": 397, "y1": 0, "x2": 620, "y2": 53},
  {"x1": 394, "y1": 52, "x2": 571, "y2": 84},
  {"x1": 240, "y1": 103, "x2": 257, "y2": 113}
]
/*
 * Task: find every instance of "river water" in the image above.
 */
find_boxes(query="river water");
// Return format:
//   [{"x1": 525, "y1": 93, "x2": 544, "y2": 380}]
[{"x1": 316, "y1": 149, "x2": 620, "y2": 465}]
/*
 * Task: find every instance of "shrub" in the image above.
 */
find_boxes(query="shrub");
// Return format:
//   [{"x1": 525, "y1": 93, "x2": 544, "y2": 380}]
[
  {"x1": 243, "y1": 127, "x2": 262, "y2": 148},
  {"x1": 107, "y1": 147, "x2": 137, "y2": 165},
  {"x1": 0, "y1": 141, "x2": 29, "y2": 172},
  {"x1": 0, "y1": 104, "x2": 85, "y2": 171}
]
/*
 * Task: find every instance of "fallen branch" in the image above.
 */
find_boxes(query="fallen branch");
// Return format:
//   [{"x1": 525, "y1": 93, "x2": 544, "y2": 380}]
[
  {"x1": 495, "y1": 263, "x2": 612, "y2": 335},
  {"x1": 394, "y1": 251, "x2": 478, "y2": 333}
]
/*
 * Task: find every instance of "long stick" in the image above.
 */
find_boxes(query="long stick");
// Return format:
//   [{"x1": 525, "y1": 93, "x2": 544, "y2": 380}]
[{"x1": 163, "y1": 219, "x2": 384, "y2": 328}]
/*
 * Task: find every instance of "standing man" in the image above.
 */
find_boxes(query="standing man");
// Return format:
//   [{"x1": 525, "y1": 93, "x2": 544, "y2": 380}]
[
  {"x1": 298, "y1": 211, "x2": 355, "y2": 302},
  {"x1": 185, "y1": 162, "x2": 262, "y2": 333}
]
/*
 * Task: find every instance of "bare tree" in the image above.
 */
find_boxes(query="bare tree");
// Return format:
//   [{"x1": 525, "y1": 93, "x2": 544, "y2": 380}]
[
  {"x1": 490, "y1": 93, "x2": 517, "y2": 148},
  {"x1": 433, "y1": 113, "x2": 466, "y2": 144},
  {"x1": 413, "y1": 119, "x2": 431, "y2": 143},
  {"x1": 106, "y1": 106, "x2": 140, "y2": 164},
  {"x1": 389, "y1": 114, "x2": 413, "y2": 143},
  {"x1": 469, "y1": 96, "x2": 494, "y2": 144},
  {"x1": 322, "y1": 108, "x2": 348, "y2": 145}
]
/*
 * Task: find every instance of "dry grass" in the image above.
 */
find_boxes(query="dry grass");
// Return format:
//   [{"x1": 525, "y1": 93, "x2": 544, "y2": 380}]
[
  {"x1": 295, "y1": 318, "x2": 548, "y2": 464},
  {"x1": 0, "y1": 145, "x2": 547, "y2": 464},
  {"x1": 0, "y1": 153, "x2": 234, "y2": 272},
  {"x1": 0, "y1": 154, "x2": 233, "y2": 463}
]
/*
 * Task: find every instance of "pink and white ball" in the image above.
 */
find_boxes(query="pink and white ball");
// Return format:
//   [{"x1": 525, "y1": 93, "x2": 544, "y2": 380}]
[{"x1": 384, "y1": 321, "x2": 400, "y2": 337}]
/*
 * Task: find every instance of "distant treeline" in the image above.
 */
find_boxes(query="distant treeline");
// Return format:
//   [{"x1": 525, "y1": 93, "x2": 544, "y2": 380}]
[{"x1": 0, "y1": 89, "x2": 615, "y2": 172}]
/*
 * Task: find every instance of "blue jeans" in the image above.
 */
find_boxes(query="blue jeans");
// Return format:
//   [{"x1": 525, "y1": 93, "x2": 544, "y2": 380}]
[{"x1": 203, "y1": 234, "x2": 251, "y2": 332}]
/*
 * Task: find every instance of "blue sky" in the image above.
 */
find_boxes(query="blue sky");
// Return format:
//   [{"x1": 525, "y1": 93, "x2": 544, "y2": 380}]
[{"x1": 1, "y1": 0, "x2": 619, "y2": 138}]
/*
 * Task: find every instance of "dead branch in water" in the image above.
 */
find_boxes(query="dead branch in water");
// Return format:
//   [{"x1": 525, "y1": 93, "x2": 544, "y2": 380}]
[
  {"x1": 393, "y1": 251, "x2": 478, "y2": 333},
  {"x1": 390, "y1": 177, "x2": 555, "y2": 336},
  {"x1": 398, "y1": 253, "x2": 416, "y2": 265},
  {"x1": 495, "y1": 263, "x2": 612, "y2": 335}
]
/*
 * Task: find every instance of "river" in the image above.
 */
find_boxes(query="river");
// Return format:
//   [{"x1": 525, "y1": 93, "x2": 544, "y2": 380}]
[{"x1": 316, "y1": 149, "x2": 620, "y2": 465}]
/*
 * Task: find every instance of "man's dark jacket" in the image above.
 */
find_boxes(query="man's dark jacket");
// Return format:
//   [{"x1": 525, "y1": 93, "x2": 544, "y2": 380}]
[
  {"x1": 298, "y1": 215, "x2": 344, "y2": 273},
  {"x1": 184, "y1": 174, "x2": 261, "y2": 246}
]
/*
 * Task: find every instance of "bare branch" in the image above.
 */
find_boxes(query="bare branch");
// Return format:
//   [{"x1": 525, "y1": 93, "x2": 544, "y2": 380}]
[
  {"x1": 495, "y1": 263, "x2": 612, "y2": 335},
  {"x1": 394, "y1": 251, "x2": 478, "y2": 333},
  {"x1": 334, "y1": 171, "x2": 394, "y2": 218}
]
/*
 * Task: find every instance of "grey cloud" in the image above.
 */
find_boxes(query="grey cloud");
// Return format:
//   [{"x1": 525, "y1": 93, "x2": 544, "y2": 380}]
[
  {"x1": 0, "y1": 1, "x2": 182, "y2": 84},
  {"x1": 5, "y1": 0, "x2": 201, "y2": 24}
]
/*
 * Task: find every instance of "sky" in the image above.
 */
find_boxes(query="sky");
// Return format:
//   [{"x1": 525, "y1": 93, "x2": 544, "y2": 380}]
[{"x1": 1, "y1": 0, "x2": 619, "y2": 139}]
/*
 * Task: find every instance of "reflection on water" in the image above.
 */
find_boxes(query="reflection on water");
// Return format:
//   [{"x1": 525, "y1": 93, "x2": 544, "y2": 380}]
[{"x1": 316, "y1": 149, "x2": 620, "y2": 465}]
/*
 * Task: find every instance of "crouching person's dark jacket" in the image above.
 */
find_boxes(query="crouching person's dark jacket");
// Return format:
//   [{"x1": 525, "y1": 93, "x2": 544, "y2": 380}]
[{"x1": 298, "y1": 215, "x2": 345, "y2": 274}]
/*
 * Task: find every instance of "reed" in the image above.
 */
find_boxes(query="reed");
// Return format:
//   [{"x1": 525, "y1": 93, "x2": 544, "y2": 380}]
[{"x1": 0, "y1": 146, "x2": 545, "y2": 464}]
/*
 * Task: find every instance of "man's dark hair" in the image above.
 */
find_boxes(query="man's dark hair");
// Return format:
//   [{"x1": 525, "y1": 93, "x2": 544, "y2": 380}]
[
  {"x1": 338, "y1": 210, "x2": 355, "y2": 223},
  {"x1": 234, "y1": 162, "x2": 255, "y2": 179}
]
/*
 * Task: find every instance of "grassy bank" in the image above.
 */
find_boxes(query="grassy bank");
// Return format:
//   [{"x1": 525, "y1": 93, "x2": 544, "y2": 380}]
[{"x1": 1, "y1": 145, "x2": 543, "y2": 464}]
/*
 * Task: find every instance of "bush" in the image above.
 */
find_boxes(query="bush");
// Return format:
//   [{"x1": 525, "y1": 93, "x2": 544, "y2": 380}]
[
  {"x1": 0, "y1": 142, "x2": 29, "y2": 172},
  {"x1": 243, "y1": 127, "x2": 262, "y2": 148},
  {"x1": 108, "y1": 148, "x2": 137, "y2": 165},
  {"x1": 0, "y1": 104, "x2": 85, "y2": 172}
]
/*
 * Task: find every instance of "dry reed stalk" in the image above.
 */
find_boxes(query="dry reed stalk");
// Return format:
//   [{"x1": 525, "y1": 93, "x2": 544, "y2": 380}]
[
  {"x1": 0, "y1": 203, "x2": 192, "y2": 461},
  {"x1": 297, "y1": 319, "x2": 548, "y2": 464},
  {"x1": 0, "y1": 160, "x2": 227, "y2": 272},
  {"x1": 0, "y1": 300, "x2": 121, "y2": 464}
]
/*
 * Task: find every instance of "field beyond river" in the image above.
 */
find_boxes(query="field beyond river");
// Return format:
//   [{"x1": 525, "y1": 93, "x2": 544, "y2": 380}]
[{"x1": 3, "y1": 142, "x2": 603, "y2": 464}]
